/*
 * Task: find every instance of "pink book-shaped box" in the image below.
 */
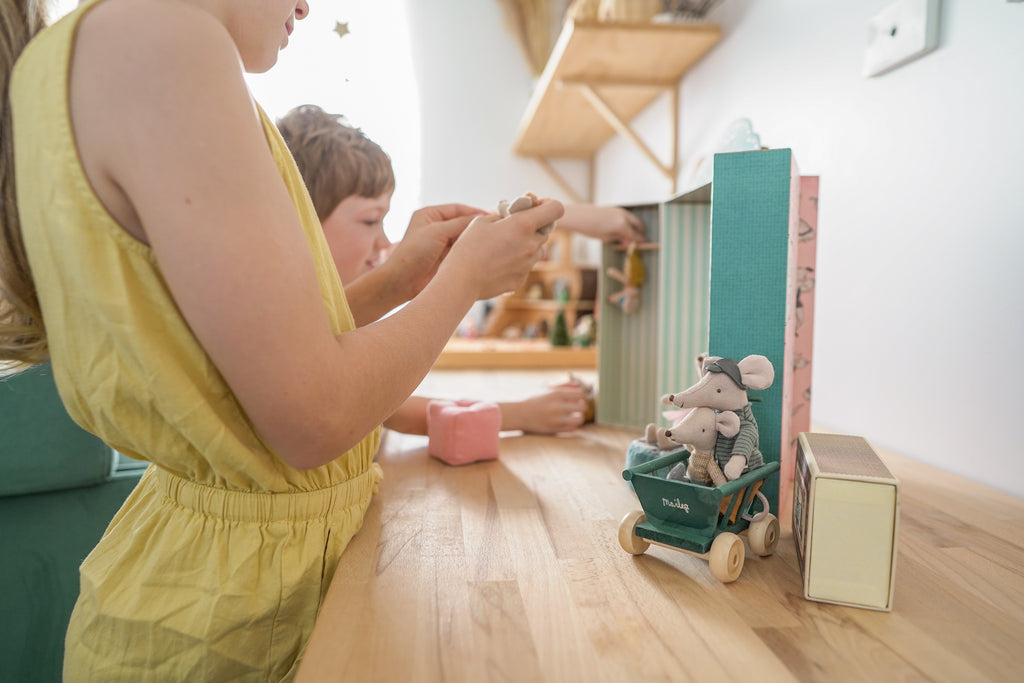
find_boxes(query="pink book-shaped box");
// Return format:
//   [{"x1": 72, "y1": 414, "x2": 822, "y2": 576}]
[
  {"x1": 427, "y1": 399, "x2": 501, "y2": 466},
  {"x1": 780, "y1": 176, "x2": 819, "y2": 516}
]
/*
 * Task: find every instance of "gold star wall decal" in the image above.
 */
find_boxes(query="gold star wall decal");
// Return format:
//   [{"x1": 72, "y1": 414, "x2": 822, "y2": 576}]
[{"x1": 334, "y1": 21, "x2": 350, "y2": 39}]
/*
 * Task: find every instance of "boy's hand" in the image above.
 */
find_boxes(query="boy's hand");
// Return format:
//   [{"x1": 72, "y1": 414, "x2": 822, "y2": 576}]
[
  {"x1": 559, "y1": 204, "x2": 646, "y2": 246},
  {"x1": 500, "y1": 383, "x2": 588, "y2": 434}
]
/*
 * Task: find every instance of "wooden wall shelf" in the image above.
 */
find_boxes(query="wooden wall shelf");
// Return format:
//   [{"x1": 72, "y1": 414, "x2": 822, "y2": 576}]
[{"x1": 513, "y1": 20, "x2": 721, "y2": 200}]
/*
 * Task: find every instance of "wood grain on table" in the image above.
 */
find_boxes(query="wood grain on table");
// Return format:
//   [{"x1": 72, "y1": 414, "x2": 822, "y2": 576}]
[{"x1": 296, "y1": 370, "x2": 1024, "y2": 682}]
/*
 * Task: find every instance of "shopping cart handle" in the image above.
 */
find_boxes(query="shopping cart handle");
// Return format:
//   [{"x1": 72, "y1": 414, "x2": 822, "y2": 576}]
[{"x1": 622, "y1": 449, "x2": 690, "y2": 480}]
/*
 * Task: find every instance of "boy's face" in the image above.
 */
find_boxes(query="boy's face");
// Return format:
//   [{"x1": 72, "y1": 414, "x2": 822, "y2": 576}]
[{"x1": 321, "y1": 192, "x2": 393, "y2": 285}]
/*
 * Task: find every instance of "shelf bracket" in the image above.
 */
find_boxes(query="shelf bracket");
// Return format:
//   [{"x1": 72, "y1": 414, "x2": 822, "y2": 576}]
[
  {"x1": 573, "y1": 82, "x2": 679, "y2": 195},
  {"x1": 533, "y1": 156, "x2": 591, "y2": 204}
]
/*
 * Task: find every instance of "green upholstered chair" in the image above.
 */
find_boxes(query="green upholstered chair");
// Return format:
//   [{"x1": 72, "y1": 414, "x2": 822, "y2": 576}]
[{"x1": 0, "y1": 363, "x2": 145, "y2": 683}]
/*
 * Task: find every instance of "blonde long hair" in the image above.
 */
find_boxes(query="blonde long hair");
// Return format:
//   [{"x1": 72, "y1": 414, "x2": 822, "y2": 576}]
[{"x1": 1, "y1": 0, "x2": 49, "y2": 365}]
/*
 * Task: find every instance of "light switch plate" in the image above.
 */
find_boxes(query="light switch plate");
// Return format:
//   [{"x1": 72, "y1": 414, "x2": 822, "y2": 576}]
[{"x1": 863, "y1": 0, "x2": 940, "y2": 77}]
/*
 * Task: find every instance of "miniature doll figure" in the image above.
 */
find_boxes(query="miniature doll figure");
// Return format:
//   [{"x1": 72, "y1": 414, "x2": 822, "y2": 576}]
[{"x1": 606, "y1": 241, "x2": 645, "y2": 314}]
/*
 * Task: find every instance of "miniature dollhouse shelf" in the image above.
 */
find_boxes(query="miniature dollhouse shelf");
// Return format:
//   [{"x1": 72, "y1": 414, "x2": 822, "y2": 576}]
[
  {"x1": 434, "y1": 338, "x2": 596, "y2": 369},
  {"x1": 513, "y1": 20, "x2": 721, "y2": 200}
]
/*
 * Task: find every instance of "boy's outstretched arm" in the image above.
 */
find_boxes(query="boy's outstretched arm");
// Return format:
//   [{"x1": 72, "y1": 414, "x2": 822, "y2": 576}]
[
  {"x1": 382, "y1": 396, "x2": 431, "y2": 435},
  {"x1": 382, "y1": 382, "x2": 588, "y2": 437},
  {"x1": 559, "y1": 204, "x2": 646, "y2": 245}
]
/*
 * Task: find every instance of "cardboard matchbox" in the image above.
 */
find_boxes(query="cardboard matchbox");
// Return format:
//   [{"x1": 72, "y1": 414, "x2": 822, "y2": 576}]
[{"x1": 793, "y1": 432, "x2": 900, "y2": 611}]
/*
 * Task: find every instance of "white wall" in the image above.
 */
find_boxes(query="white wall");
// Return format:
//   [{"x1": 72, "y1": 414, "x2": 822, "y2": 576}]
[
  {"x1": 245, "y1": 1, "x2": 421, "y2": 242},
  {"x1": 407, "y1": 0, "x2": 1024, "y2": 498},
  {"x1": 401, "y1": 0, "x2": 589, "y2": 209}
]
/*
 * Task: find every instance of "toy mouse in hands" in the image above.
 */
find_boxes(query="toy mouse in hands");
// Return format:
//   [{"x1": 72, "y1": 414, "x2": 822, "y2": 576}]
[{"x1": 498, "y1": 192, "x2": 555, "y2": 235}]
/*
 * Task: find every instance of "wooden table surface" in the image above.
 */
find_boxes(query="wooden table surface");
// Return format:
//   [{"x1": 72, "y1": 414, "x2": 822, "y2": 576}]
[{"x1": 296, "y1": 370, "x2": 1024, "y2": 682}]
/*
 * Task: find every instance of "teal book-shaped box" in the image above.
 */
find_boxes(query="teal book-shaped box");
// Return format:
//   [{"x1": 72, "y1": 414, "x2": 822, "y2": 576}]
[{"x1": 598, "y1": 148, "x2": 816, "y2": 516}]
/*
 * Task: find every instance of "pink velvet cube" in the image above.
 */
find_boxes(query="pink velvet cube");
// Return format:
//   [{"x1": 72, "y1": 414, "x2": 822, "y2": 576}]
[{"x1": 426, "y1": 399, "x2": 501, "y2": 466}]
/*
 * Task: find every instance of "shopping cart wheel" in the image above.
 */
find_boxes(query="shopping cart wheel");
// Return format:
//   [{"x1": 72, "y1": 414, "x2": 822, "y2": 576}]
[
  {"x1": 709, "y1": 532, "x2": 745, "y2": 582},
  {"x1": 747, "y1": 513, "x2": 780, "y2": 557},
  {"x1": 618, "y1": 510, "x2": 650, "y2": 555}
]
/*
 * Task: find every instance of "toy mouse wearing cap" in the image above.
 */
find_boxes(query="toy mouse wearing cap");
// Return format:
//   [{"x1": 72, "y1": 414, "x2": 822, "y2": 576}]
[{"x1": 662, "y1": 354, "x2": 775, "y2": 480}]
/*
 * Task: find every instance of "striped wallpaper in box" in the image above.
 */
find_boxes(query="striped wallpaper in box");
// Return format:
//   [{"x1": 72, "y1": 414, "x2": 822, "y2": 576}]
[
  {"x1": 597, "y1": 205, "x2": 660, "y2": 431},
  {"x1": 657, "y1": 189, "x2": 712, "y2": 408}
]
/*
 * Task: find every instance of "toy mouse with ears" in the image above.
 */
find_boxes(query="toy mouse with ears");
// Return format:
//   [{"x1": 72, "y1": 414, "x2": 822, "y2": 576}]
[
  {"x1": 662, "y1": 354, "x2": 775, "y2": 480},
  {"x1": 660, "y1": 406, "x2": 740, "y2": 487}
]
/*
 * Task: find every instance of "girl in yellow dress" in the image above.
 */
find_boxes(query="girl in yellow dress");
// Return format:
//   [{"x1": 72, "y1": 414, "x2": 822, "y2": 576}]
[{"x1": 0, "y1": 1, "x2": 562, "y2": 679}]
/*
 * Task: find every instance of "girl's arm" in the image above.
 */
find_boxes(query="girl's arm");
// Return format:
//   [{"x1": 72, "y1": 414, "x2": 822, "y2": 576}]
[{"x1": 71, "y1": 3, "x2": 561, "y2": 469}]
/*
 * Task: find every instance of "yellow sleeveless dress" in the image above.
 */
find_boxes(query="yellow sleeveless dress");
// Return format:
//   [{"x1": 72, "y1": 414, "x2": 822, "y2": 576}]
[{"x1": 11, "y1": 2, "x2": 382, "y2": 680}]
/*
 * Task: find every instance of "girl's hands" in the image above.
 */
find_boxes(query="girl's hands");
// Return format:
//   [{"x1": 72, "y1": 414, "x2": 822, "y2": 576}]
[
  {"x1": 346, "y1": 199, "x2": 563, "y2": 325},
  {"x1": 384, "y1": 203, "x2": 485, "y2": 301},
  {"x1": 442, "y1": 198, "x2": 564, "y2": 301}
]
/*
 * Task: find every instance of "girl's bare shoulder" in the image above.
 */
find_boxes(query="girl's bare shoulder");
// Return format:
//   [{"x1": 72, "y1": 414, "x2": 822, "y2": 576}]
[{"x1": 74, "y1": 0, "x2": 238, "y2": 83}]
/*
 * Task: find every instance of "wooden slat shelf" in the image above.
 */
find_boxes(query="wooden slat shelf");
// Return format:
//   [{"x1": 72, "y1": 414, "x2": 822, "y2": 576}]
[
  {"x1": 498, "y1": 299, "x2": 594, "y2": 312},
  {"x1": 434, "y1": 339, "x2": 597, "y2": 369},
  {"x1": 513, "y1": 20, "x2": 721, "y2": 161}
]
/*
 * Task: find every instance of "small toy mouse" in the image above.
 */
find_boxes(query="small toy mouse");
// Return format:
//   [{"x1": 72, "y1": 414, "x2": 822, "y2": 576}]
[
  {"x1": 663, "y1": 354, "x2": 774, "y2": 480},
  {"x1": 661, "y1": 406, "x2": 740, "y2": 486},
  {"x1": 497, "y1": 192, "x2": 555, "y2": 235}
]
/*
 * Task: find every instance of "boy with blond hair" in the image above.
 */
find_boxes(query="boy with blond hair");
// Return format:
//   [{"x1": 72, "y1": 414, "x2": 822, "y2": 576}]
[{"x1": 279, "y1": 105, "x2": 595, "y2": 434}]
